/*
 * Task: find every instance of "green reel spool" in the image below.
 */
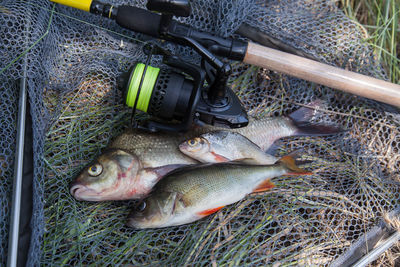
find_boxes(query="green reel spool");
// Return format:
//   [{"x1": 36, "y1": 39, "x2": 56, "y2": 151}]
[
  {"x1": 125, "y1": 63, "x2": 160, "y2": 112},
  {"x1": 122, "y1": 61, "x2": 196, "y2": 122}
]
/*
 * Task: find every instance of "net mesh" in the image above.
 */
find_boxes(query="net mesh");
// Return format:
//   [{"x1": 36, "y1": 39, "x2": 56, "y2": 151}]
[
  {"x1": 0, "y1": 0, "x2": 399, "y2": 266},
  {"x1": 0, "y1": 80, "x2": 18, "y2": 265}
]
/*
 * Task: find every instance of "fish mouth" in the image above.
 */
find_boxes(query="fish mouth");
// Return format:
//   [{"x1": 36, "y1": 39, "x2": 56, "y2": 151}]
[
  {"x1": 69, "y1": 183, "x2": 86, "y2": 200},
  {"x1": 126, "y1": 217, "x2": 139, "y2": 229},
  {"x1": 69, "y1": 182, "x2": 99, "y2": 201},
  {"x1": 126, "y1": 209, "x2": 158, "y2": 229},
  {"x1": 178, "y1": 142, "x2": 188, "y2": 151},
  {"x1": 178, "y1": 142, "x2": 194, "y2": 155},
  {"x1": 126, "y1": 216, "x2": 155, "y2": 229},
  {"x1": 70, "y1": 184, "x2": 81, "y2": 197}
]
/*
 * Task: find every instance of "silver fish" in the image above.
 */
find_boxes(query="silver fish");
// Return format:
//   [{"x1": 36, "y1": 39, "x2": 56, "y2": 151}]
[{"x1": 179, "y1": 130, "x2": 278, "y2": 164}]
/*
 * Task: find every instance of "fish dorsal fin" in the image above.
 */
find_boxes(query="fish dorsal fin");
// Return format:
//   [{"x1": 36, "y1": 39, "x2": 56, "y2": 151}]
[
  {"x1": 278, "y1": 155, "x2": 313, "y2": 175},
  {"x1": 197, "y1": 206, "x2": 225, "y2": 216},
  {"x1": 253, "y1": 179, "x2": 275, "y2": 193}
]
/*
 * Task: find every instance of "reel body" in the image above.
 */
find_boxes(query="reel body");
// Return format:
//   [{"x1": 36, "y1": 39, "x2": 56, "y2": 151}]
[{"x1": 118, "y1": 47, "x2": 248, "y2": 132}]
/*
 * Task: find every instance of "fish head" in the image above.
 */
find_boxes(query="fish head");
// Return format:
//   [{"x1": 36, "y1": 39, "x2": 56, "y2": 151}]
[
  {"x1": 127, "y1": 191, "x2": 180, "y2": 229},
  {"x1": 179, "y1": 137, "x2": 213, "y2": 162},
  {"x1": 70, "y1": 149, "x2": 140, "y2": 201},
  {"x1": 180, "y1": 132, "x2": 237, "y2": 163}
]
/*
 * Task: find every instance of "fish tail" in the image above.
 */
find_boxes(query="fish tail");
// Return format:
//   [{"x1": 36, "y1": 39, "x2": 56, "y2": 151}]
[
  {"x1": 288, "y1": 100, "x2": 342, "y2": 136},
  {"x1": 278, "y1": 155, "x2": 313, "y2": 175},
  {"x1": 288, "y1": 99, "x2": 323, "y2": 122},
  {"x1": 286, "y1": 149, "x2": 303, "y2": 160},
  {"x1": 292, "y1": 121, "x2": 342, "y2": 136},
  {"x1": 285, "y1": 149, "x2": 313, "y2": 166}
]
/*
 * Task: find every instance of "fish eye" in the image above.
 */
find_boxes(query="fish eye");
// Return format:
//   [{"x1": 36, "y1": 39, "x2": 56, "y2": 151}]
[
  {"x1": 188, "y1": 139, "x2": 197, "y2": 146},
  {"x1": 136, "y1": 201, "x2": 146, "y2": 212},
  {"x1": 88, "y1": 164, "x2": 103, "y2": 176}
]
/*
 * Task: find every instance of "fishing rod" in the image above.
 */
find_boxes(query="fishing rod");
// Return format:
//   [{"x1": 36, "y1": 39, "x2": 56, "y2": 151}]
[{"x1": 51, "y1": 0, "x2": 400, "y2": 132}]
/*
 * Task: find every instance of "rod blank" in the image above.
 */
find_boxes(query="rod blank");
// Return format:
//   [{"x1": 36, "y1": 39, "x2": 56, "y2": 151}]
[{"x1": 244, "y1": 42, "x2": 400, "y2": 107}]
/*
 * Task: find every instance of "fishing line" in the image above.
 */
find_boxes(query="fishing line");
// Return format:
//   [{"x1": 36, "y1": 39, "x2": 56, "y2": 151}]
[{"x1": 128, "y1": 45, "x2": 156, "y2": 127}]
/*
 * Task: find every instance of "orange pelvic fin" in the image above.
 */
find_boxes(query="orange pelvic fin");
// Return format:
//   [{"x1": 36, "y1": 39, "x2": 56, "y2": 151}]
[
  {"x1": 253, "y1": 179, "x2": 275, "y2": 193},
  {"x1": 197, "y1": 206, "x2": 225, "y2": 216},
  {"x1": 278, "y1": 155, "x2": 313, "y2": 175},
  {"x1": 210, "y1": 152, "x2": 229, "y2": 162}
]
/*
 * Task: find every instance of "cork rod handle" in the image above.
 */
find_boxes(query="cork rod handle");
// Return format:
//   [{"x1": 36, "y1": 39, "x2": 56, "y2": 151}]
[{"x1": 243, "y1": 42, "x2": 400, "y2": 107}]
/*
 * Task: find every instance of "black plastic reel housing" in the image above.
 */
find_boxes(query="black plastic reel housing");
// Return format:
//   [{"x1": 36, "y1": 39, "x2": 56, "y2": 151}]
[{"x1": 147, "y1": 68, "x2": 194, "y2": 120}]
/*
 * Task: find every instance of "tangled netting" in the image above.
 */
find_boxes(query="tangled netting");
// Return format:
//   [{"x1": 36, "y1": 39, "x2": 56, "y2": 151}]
[{"x1": 1, "y1": 0, "x2": 399, "y2": 266}]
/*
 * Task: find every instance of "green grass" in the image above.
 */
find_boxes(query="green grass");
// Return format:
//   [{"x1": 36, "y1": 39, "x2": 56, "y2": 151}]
[{"x1": 341, "y1": 0, "x2": 399, "y2": 84}]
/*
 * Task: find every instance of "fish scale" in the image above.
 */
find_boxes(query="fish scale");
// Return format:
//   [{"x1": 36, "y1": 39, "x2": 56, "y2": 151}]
[
  {"x1": 158, "y1": 164, "x2": 284, "y2": 203},
  {"x1": 127, "y1": 158, "x2": 309, "y2": 229},
  {"x1": 232, "y1": 117, "x2": 296, "y2": 151}
]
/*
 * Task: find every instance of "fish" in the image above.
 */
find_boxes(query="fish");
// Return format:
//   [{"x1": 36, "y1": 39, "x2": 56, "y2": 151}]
[
  {"x1": 70, "y1": 149, "x2": 185, "y2": 201},
  {"x1": 70, "y1": 101, "x2": 340, "y2": 201},
  {"x1": 178, "y1": 131, "x2": 278, "y2": 164},
  {"x1": 126, "y1": 155, "x2": 312, "y2": 229}
]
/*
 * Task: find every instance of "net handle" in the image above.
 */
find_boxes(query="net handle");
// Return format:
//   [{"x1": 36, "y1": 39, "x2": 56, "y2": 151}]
[{"x1": 244, "y1": 42, "x2": 400, "y2": 107}]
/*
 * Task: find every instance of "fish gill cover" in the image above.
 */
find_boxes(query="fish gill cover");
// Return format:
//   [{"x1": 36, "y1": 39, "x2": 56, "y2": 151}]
[{"x1": 0, "y1": 0, "x2": 399, "y2": 266}]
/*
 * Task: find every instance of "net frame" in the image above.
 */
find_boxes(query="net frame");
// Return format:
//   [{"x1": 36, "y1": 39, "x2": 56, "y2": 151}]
[{"x1": 0, "y1": 0, "x2": 399, "y2": 266}]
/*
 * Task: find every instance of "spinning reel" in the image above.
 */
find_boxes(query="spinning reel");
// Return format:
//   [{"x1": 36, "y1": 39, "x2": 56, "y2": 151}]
[{"x1": 116, "y1": 0, "x2": 248, "y2": 132}]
